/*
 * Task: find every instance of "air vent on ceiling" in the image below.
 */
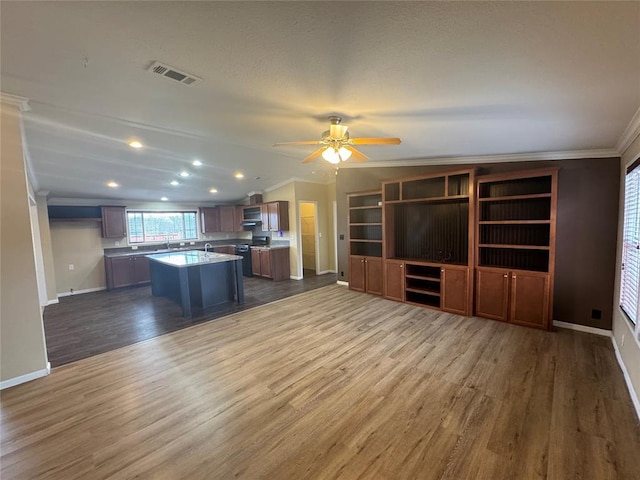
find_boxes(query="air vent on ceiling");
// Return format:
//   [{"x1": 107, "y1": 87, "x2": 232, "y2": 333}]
[{"x1": 147, "y1": 61, "x2": 202, "y2": 86}]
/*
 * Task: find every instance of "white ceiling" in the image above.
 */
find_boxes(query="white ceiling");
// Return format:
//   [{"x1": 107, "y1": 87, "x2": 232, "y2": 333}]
[{"x1": 2, "y1": 1, "x2": 639, "y2": 203}]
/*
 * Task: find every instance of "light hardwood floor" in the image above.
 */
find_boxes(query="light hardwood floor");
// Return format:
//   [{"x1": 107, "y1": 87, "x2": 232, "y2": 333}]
[{"x1": 2, "y1": 285, "x2": 639, "y2": 479}]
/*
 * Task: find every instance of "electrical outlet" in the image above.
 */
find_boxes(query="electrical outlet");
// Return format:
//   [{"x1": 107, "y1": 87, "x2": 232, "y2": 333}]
[
  {"x1": 131, "y1": 245, "x2": 138, "y2": 250},
  {"x1": 319, "y1": 232, "x2": 323, "y2": 238},
  {"x1": 68, "y1": 264, "x2": 74, "y2": 271},
  {"x1": 180, "y1": 242, "x2": 185, "y2": 246},
  {"x1": 190, "y1": 241, "x2": 195, "y2": 245}
]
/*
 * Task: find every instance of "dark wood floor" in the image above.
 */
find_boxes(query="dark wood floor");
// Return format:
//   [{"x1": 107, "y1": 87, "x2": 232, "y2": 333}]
[{"x1": 43, "y1": 272, "x2": 336, "y2": 367}]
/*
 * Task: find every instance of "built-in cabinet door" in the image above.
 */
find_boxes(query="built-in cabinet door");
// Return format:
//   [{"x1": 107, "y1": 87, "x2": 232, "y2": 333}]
[
  {"x1": 109, "y1": 257, "x2": 133, "y2": 289},
  {"x1": 219, "y1": 206, "x2": 236, "y2": 232},
  {"x1": 201, "y1": 207, "x2": 220, "y2": 233},
  {"x1": 510, "y1": 271, "x2": 549, "y2": 329},
  {"x1": 349, "y1": 255, "x2": 366, "y2": 292},
  {"x1": 384, "y1": 260, "x2": 404, "y2": 301},
  {"x1": 132, "y1": 256, "x2": 151, "y2": 284},
  {"x1": 260, "y1": 250, "x2": 272, "y2": 278},
  {"x1": 365, "y1": 257, "x2": 383, "y2": 296},
  {"x1": 101, "y1": 206, "x2": 127, "y2": 238},
  {"x1": 260, "y1": 204, "x2": 270, "y2": 231},
  {"x1": 251, "y1": 249, "x2": 261, "y2": 276},
  {"x1": 441, "y1": 266, "x2": 468, "y2": 315},
  {"x1": 475, "y1": 268, "x2": 509, "y2": 322}
]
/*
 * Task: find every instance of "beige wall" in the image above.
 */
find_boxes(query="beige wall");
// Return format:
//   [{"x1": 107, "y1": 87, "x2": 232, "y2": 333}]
[
  {"x1": 36, "y1": 195, "x2": 58, "y2": 302},
  {"x1": 0, "y1": 100, "x2": 49, "y2": 383},
  {"x1": 613, "y1": 133, "x2": 640, "y2": 403},
  {"x1": 50, "y1": 222, "x2": 107, "y2": 294}
]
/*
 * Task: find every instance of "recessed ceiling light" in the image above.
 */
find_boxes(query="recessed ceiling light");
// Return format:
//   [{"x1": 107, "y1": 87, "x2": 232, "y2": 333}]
[
  {"x1": 170, "y1": 180, "x2": 180, "y2": 186},
  {"x1": 209, "y1": 188, "x2": 218, "y2": 193},
  {"x1": 107, "y1": 181, "x2": 119, "y2": 188},
  {"x1": 179, "y1": 171, "x2": 190, "y2": 178},
  {"x1": 161, "y1": 197, "x2": 168, "y2": 201},
  {"x1": 192, "y1": 160, "x2": 202, "y2": 166},
  {"x1": 234, "y1": 172, "x2": 244, "y2": 179},
  {"x1": 128, "y1": 140, "x2": 143, "y2": 149}
]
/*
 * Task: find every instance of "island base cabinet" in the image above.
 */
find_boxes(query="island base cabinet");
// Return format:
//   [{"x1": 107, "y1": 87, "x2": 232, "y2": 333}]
[
  {"x1": 384, "y1": 260, "x2": 404, "y2": 301},
  {"x1": 349, "y1": 255, "x2": 382, "y2": 296},
  {"x1": 475, "y1": 267, "x2": 550, "y2": 329},
  {"x1": 441, "y1": 266, "x2": 469, "y2": 316}
]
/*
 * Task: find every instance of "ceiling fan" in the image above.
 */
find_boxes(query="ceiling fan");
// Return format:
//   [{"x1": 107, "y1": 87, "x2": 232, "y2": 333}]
[{"x1": 273, "y1": 116, "x2": 401, "y2": 164}]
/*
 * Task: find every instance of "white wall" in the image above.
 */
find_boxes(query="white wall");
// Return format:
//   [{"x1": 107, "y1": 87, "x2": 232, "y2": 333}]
[{"x1": 612, "y1": 132, "x2": 640, "y2": 406}]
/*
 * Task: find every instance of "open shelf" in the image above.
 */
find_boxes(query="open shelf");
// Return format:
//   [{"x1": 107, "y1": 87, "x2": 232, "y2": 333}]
[
  {"x1": 479, "y1": 223, "x2": 550, "y2": 247},
  {"x1": 350, "y1": 224, "x2": 382, "y2": 242},
  {"x1": 479, "y1": 176, "x2": 552, "y2": 198},
  {"x1": 480, "y1": 197, "x2": 551, "y2": 222},
  {"x1": 479, "y1": 246, "x2": 550, "y2": 272},
  {"x1": 349, "y1": 192, "x2": 382, "y2": 208},
  {"x1": 405, "y1": 291, "x2": 440, "y2": 308}
]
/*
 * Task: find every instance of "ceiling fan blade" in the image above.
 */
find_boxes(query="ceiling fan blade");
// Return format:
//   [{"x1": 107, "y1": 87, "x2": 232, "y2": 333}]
[
  {"x1": 350, "y1": 137, "x2": 402, "y2": 145},
  {"x1": 302, "y1": 147, "x2": 325, "y2": 164},
  {"x1": 345, "y1": 146, "x2": 368, "y2": 162},
  {"x1": 329, "y1": 124, "x2": 348, "y2": 139},
  {"x1": 273, "y1": 141, "x2": 321, "y2": 146}
]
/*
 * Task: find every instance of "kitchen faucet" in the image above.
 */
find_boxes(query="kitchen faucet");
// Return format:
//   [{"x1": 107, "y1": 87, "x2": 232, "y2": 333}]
[{"x1": 204, "y1": 243, "x2": 212, "y2": 253}]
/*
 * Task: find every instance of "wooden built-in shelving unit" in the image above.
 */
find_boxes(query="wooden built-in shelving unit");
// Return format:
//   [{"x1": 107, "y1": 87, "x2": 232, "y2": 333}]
[
  {"x1": 348, "y1": 191, "x2": 383, "y2": 295},
  {"x1": 475, "y1": 168, "x2": 557, "y2": 329}
]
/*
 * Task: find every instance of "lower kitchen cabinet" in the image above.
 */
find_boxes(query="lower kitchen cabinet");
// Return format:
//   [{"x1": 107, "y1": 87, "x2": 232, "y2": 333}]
[
  {"x1": 349, "y1": 255, "x2": 382, "y2": 296},
  {"x1": 251, "y1": 247, "x2": 290, "y2": 281},
  {"x1": 475, "y1": 267, "x2": 550, "y2": 329},
  {"x1": 105, "y1": 254, "x2": 151, "y2": 289}
]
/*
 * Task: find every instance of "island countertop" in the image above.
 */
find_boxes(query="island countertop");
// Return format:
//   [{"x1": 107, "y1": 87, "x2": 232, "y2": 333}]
[{"x1": 147, "y1": 250, "x2": 242, "y2": 267}]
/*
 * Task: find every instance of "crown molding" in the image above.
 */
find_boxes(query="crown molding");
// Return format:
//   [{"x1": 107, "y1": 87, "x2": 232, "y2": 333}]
[
  {"x1": 0, "y1": 92, "x2": 31, "y2": 111},
  {"x1": 339, "y1": 148, "x2": 620, "y2": 169},
  {"x1": 264, "y1": 176, "x2": 334, "y2": 193},
  {"x1": 616, "y1": 107, "x2": 640, "y2": 155}
]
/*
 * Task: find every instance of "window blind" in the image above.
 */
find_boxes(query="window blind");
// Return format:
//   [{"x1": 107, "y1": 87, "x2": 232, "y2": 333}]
[{"x1": 620, "y1": 161, "x2": 640, "y2": 325}]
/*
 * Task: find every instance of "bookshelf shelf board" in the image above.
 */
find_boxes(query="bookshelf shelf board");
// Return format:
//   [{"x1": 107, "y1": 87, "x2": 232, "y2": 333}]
[
  {"x1": 478, "y1": 193, "x2": 552, "y2": 202},
  {"x1": 479, "y1": 244, "x2": 550, "y2": 250}
]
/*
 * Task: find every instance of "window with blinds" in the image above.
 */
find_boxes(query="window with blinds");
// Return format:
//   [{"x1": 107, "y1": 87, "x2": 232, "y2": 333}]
[{"x1": 620, "y1": 159, "x2": 640, "y2": 325}]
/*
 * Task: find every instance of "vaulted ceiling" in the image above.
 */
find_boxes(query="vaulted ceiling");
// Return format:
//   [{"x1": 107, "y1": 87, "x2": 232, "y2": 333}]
[{"x1": 2, "y1": 1, "x2": 639, "y2": 202}]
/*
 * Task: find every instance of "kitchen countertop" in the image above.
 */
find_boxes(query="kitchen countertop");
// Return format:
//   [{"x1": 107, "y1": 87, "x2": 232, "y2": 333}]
[
  {"x1": 147, "y1": 250, "x2": 242, "y2": 267},
  {"x1": 249, "y1": 245, "x2": 289, "y2": 250}
]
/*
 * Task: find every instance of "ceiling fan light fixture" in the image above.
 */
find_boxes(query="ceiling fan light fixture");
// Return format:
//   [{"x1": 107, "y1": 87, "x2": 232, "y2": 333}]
[
  {"x1": 322, "y1": 147, "x2": 341, "y2": 164},
  {"x1": 338, "y1": 147, "x2": 352, "y2": 161}
]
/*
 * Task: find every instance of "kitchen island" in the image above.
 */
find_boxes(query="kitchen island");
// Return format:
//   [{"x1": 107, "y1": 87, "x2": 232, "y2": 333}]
[{"x1": 147, "y1": 250, "x2": 244, "y2": 318}]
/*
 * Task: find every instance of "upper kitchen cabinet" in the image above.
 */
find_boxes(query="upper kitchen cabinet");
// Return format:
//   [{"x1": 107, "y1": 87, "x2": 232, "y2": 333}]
[
  {"x1": 101, "y1": 206, "x2": 127, "y2": 238},
  {"x1": 261, "y1": 201, "x2": 289, "y2": 232},
  {"x1": 200, "y1": 207, "x2": 221, "y2": 233}
]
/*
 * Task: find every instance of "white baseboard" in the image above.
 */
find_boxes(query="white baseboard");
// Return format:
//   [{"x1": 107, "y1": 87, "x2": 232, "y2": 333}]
[
  {"x1": 0, "y1": 362, "x2": 51, "y2": 390},
  {"x1": 337, "y1": 280, "x2": 348, "y2": 286},
  {"x1": 316, "y1": 270, "x2": 336, "y2": 275},
  {"x1": 611, "y1": 336, "x2": 640, "y2": 421},
  {"x1": 290, "y1": 275, "x2": 303, "y2": 280},
  {"x1": 553, "y1": 320, "x2": 612, "y2": 337},
  {"x1": 57, "y1": 286, "x2": 106, "y2": 297},
  {"x1": 47, "y1": 298, "x2": 59, "y2": 305}
]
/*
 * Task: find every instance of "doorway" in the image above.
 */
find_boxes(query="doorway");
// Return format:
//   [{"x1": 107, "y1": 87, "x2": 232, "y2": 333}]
[{"x1": 300, "y1": 202, "x2": 318, "y2": 278}]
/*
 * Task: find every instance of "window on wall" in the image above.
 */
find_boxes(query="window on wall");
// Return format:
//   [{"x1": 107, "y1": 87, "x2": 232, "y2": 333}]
[
  {"x1": 127, "y1": 211, "x2": 198, "y2": 244},
  {"x1": 620, "y1": 159, "x2": 640, "y2": 325}
]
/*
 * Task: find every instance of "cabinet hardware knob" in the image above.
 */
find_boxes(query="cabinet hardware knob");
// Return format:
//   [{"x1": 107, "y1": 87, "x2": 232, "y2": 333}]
[
  {"x1": 512, "y1": 275, "x2": 517, "y2": 279},
  {"x1": 504, "y1": 274, "x2": 508, "y2": 278},
  {"x1": 400, "y1": 264, "x2": 403, "y2": 268}
]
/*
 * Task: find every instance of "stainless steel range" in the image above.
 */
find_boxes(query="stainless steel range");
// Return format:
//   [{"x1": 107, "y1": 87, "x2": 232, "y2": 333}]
[{"x1": 235, "y1": 236, "x2": 270, "y2": 277}]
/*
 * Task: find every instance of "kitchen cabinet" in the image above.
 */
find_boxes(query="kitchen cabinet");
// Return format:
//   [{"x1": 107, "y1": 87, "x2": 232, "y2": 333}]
[
  {"x1": 219, "y1": 206, "x2": 243, "y2": 233},
  {"x1": 105, "y1": 254, "x2": 151, "y2": 289},
  {"x1": 261, "y1": 201, "x2": 289, "y2": 232},
  {"x1": 383, "y1": 259, "x2": 404, "y2": 301},
  {"x1": 475, "y1": 267, "x2": 550, "y2": 328},
  {"x1": 250, "y1": 247, "x2": 290, "y2": 281},
  {"x1": 201, "y1": 207, "x2": 220, "y2": 233},
  {"x1": 349, "y1": 255, "x2": 382, "y2": 295},
  {"x1": 101, "y1": 206, "x2": 127, "y2": 238},
  {"x1": 213, "y1": 245, "x2": 236, "y2": 255}
]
